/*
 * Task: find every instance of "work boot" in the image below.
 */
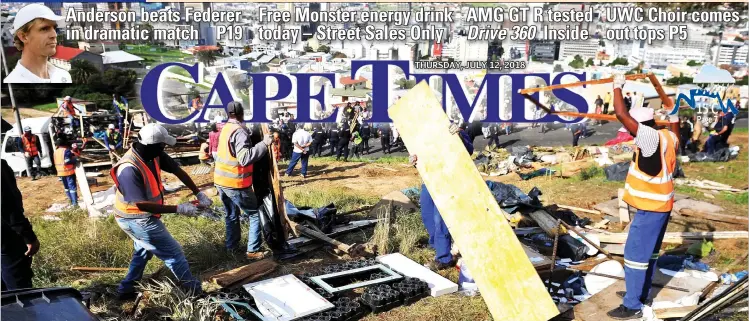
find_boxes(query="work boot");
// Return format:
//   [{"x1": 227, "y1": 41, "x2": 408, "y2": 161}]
[
  {"x1": 246, "y1": 251, "x2": 270, "y2": 261},
  {"x1": 424, "y1": 259, "x2": 456, "y2": 271},
  {"x1": 606, "y1": 305, "x2": 642, "y2": 320},
  {"x1": 113, "y1": 290, "x2": 139, "y2": 301}
]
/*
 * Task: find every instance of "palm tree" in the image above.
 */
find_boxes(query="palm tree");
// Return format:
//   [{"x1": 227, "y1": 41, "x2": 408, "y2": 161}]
[
  {"x1": 195, "y1": 50, "x2": 218, "y2": 66},
  {"x1": 69, "y1": 60, "x2": 99, "y2": 84}
]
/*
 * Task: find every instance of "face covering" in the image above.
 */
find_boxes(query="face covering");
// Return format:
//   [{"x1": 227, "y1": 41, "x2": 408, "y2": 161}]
[{"x1": 134, "y1": 142, "x2": 164, "y2": 161}]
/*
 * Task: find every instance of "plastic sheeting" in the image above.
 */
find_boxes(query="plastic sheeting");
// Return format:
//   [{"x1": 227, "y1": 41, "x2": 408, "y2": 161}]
[
  {"x1": 285, "y1": 200, "x2": 337, "y2": 234},
  {"x1": 604, "y1": 161, "x2": 631, "y2": 181},
  {"x1": 688, "y1": 147, "x2": 739, "y2": 162}
]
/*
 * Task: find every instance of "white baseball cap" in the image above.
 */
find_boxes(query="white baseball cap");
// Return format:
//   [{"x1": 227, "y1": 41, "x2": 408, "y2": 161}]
[
  {"x1": 108, "y1": 124, "x2": 115, "y2": 130},
  {"x1": 629, "y1": 107, "x2": 654, "y2": 123},
  {"x1": 138, "y1": 123, "x2": 176, "y2": 146},
  {"x1": 11, "y1": 4, "x2": 65, "y2": 36},
  {"x1": 64, "y1": 96, "x2": 71, "y2": 101}
]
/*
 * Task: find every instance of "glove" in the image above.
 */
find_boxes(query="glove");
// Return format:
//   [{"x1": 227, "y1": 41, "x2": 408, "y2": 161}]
[
  {"x1": 612, "y1": 73, "x2": 626, "y2": 89},
  {"x1": 263, "y1": 135, "x2": 273, "y2": 146},
  {"x1": 195, "y1": 192, "x2": 213, "y2": 207},
  {"x1": 176, "y1": 203, "x2": 198, "y2": 215},
  {"x1": 449, "y1": 123, "x2": 459, "y2": 135}
]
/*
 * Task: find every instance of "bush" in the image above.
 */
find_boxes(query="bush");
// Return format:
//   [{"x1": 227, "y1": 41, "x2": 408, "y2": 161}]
[{"x1": 575, "y1": 166, "x2": 605, "y2": 181}]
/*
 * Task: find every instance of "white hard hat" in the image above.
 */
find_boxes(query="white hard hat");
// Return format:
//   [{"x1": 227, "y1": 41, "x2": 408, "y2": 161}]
[
  {"x1": 138, "y1": 123, "x2": 176, "y2": 146},
  {"x1": 108, "y1": 124, "x2": 115, "y2": 130},
  {"x1": 11, "y1": 4, "x2": 65, "y2": 36},
  {"x1": 64, "y1": 96, "x2": 71, "y2": 101}
]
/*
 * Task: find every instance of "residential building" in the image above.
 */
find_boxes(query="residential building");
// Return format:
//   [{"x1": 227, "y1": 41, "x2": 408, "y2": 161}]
[
  {"x1": 441, "y1": 36, "x2": 489, "y2": 63},
  {"x1": 529, "y1": 40, "x2": 558, "y2": 62},
  {"x1": 715, "y1": 41, "x2": 749, "y2": 66},
  {"x1": 559, "y1": 39, "x2": 600, "y2": 60},
  {"x1": 78, "y1": 41, "x2": 120, "y2": 54},
  {"x1": 50, "y1": 45, "x2": 104, "y2": 71},
  {"x1": 630, "y1": 46, "x2": 707, "y2": 66}
]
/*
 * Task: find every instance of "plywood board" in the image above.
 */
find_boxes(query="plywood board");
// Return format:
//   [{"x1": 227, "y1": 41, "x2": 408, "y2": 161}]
[
  {"x1": 243, "y1": 275, "x2": 334, "y2": 321},
  {"x1": 74, "y1": 162, "x2": 92, "y2": 210},
  {"x1": 388, "y1": 82, "x2": 558, "y2": 321},
  {"x1": 377, "y1": 253, "x2": 458, "y2": 297}
]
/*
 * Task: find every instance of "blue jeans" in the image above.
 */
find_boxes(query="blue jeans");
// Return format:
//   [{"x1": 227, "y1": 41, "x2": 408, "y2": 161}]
[
  {"x1": 705, "y1": 135, "x2": 722, "y2": 154},
  {"x1": 285, "y1": 152, "x2": 309, "y2": 176},
  {"x1": 623, "y1": 209, "x2": 670, "y2": 310},
  {"x1": 61, "y1": 175, "x2": 78, "y2": 206},
  {"x1": 420, "y1": 184, "x2": 453, "y2": 264},
  {"x1": 217, "y1": 187, "x2": 262, "y2": 252},
  {"x1": 115, "y1": 217, "x2": 201, "y2": 294}
]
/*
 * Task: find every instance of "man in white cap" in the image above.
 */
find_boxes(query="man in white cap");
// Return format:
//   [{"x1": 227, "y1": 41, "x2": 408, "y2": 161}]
[
  {"x1": 110, "y1": 123, "x2": 213, "y2": 300},
  {"x1": 59, "y1": 96, "x2": 80, "y2": 131},
  {"x1": 607, "y1": 74, "x2": 680, "y2": 320},
  {"x1": 4, "y1": 4, "x2": 71, "y2": 84},
  {"x1": 104, "y1": 124, "x2": 123, "y2": 165}
]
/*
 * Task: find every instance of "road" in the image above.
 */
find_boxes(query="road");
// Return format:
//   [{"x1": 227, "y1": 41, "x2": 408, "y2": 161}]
[{"x1": 312, "y1": 116, "x2": 748, "y2": 159}]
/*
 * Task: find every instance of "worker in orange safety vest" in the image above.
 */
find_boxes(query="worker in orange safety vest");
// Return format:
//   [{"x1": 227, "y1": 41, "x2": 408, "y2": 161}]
[
  {"x1": 54, "y1": 138, "x2": 78, "y2": 207},
  {"x1": 607, "y1": 73, "x2": 681, "y2": 320},
  {"x1": 21, "y1": 126, "x2": 43, "y2": 180}
]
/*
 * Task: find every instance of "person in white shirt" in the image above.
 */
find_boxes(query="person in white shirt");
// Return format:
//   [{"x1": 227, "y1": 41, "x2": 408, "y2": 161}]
[
  {"x1": 3, "y1": 4, "x2": 71, "y2": 84},
  {"x1": 284, "y1": 124, "x2": 312, "y2": 178}
]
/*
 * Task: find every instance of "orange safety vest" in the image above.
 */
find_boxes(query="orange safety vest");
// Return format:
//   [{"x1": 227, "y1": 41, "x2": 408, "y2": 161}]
[
  {"x1": 22, "y1": 135, "x2": 39, "y2": 157},
  {"x1": 623, "y1": 129, "x2": 678, "y2": 212},
  {"x1": 199, "y1": 142, "x2": 210, "y2": 160},
  {"x1": 62, "y1": 101, "x2": 77, "y2": 117},
  {"x1": 54, "y1": 147, "x2": 75, "y2": 177},
  {"x1": 110, "y1": 149, "x2": 164, "y2": 218},
  {"x1": 214, "y1": 122, "x2": 253, "y2": 189}
]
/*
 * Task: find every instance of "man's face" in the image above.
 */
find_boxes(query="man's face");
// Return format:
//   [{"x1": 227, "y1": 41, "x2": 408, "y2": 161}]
[{"x1": 19, "y1": 19, "x2": 58, "y2": 57}]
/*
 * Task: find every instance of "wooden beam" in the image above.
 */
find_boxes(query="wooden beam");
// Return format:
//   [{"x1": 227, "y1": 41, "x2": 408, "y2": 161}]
[
  {"x1": 617, "y1": 189, "x2": 630, "y2": 223},
  {"x1": 261, "y1": 124, "x2": 296, "y2": 238},
  {"x1": 557, "y1": 205, "x2": 601, "y2": 215},
  {"x1": 209, "y1": 258, "x2": 278, "y2": 288},
  {"x1": 679, "y1": 209, "x2": 749, "y2": 225},
  {"x1": 389, "y1": 81, "x2": 558, "y2": 321},
  {"x1": 518, "y1": 74, "x2": 649, "y2": 94},
  {"x1": 596, "y1": 231, "x2": 749, "y2": 244}
]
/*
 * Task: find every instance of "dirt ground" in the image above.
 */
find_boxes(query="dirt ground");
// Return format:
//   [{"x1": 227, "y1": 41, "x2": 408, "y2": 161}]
[{"x1": 14, "y1": 132, "x2": 748, "y2": 321}]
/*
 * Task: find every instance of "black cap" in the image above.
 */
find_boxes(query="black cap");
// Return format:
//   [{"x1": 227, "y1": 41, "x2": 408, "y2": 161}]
[
  {"x1": 227, "y1": 101, "x2": 243, "y2": 115},
  {"x1": 1, "y1": 118, "x2": 12, "y2": 134}
]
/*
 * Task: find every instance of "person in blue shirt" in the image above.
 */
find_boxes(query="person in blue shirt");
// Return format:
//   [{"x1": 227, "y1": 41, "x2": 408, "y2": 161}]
[
  {"x1": 410, "y1": 123, "x2": 474, "y2": 271},
  {"x1": 705, "y1": 110, "x2": 734, "y2": 154}
]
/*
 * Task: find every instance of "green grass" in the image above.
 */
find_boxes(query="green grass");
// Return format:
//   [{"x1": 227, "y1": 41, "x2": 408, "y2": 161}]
[
  {"x1": 733, "y1": 127, "x2": 748, "y2": 134},
  {"x1": 285, "y1": 187, "x2": 379, "y2": 210},
  {"x1": 720, "y1": 192, "x2": 749, "y2": 205},
  {"x1": 31, "y1": 102, "x2": 59, "y2": 112},
  {"x1": 307, "y1": 156, "x2": 408, "y2": 165},
  {"x1": 572, "y1": 165, "x2": 606, "y2": 181}
]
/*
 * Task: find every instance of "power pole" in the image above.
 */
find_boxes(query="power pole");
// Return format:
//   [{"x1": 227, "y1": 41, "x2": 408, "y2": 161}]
[{"x1": 1, "y1": 47, "x2": 33, "y2": 177}]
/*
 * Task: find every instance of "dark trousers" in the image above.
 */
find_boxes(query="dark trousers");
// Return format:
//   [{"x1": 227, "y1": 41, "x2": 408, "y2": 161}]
[
  {"x1": 488, "y1": 134, "x2": 500, "y2": 147},
  {"x1": 336, "y1": 140, "x2": 350, "y2": 160},
  {"x1": 572, "y1": 132, "x2": 582, "y2": 146},
  {"x1": 362, "y1": 135, "x2": 370, "y2": 151},
  {"x1": 603, "y1": 103, "x2": 610, "y2": 114},
  {"x1": 1, "y1": 244, "x2": 33, "y2": 291},
  {"x1": 353, "y1": 143, "x2": 364, "y2": 158},
  {"x1": 25, "y1": 155, "x2": 41, "y2": 177},
  {"x1": 328, "y1": 140, "x2": 338, "y2": 156},
  {"x1": 285, "y1": 152, "x2": 309, "y2": 176},
  {"x1": 311, "y1": 141, "x2": 323, "y2": 157},
  {"x1": 381, "y1": 136, "x2": 391, "y2": 154}
]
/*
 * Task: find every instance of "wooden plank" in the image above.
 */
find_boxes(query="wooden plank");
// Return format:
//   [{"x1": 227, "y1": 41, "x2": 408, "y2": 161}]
[
  {"x1": 595, "y1": 231, "x2": 749, "y2": 244},
  {"x1": 261, "y1": 124, "x2": 295, "y2": 238},
  {"x1": 558, "y1": 205, "x2": 602, "y2": 215},
  {"x1": 617, "y1": 189, "x2": 630, "y2": 223},
  {"x1": 680, "y1": 209, "x2": 749, "y2": 225},
  {"x1": 74, "y1": 162, "x2": 93, "y2": 212},
  {"x1": 519, "y1": 74, "x2": 649, "y2": 94},
  {"x1": 389, "y1": 82, "x2": 558, "y2": 321},
  {"x1": 209, "y1": 258, "x2": 278, "y2": 288}
]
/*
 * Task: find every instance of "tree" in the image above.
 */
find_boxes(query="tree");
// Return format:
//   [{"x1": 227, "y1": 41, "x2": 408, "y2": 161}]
[
  {"x1": 736, "y1": 75, "x2": 747, "y2": 85},
  {"x1": 396, "y1": 78, "x2": 416, "y2": 89},
  {"x1": 195, "y1": 50, "x2": 218, "y2": 66},
  {"x1": 608, "y1": 57, "x2": 629, "y2": 67},
  {"x1": 242, "y1": 45, "x2": 252, "y2": 55},
  {"x1": 586, "y1": 58, "x2": 595, "y2": 66},
  {"x1": 140, "y1": 23, "x2": 154, "y2": 44},
  {"x1": 686, "y1": 60, "x2": 701, "y2": 67},
  {"x1": 734, "y1": 36, "x2": 745, "y2": 42},
  {"x1": 553, "y1": 64, "x2": 564, "y2": 72},
  {"x1": 304, "y1": 46, "x2": 314, "y2": 53},
  {"x1": 568, "y1": 55, "x2": 585, "y2": 69},
  {"x1": 69, "y1": 60, "x2": 99, "y2": 84},
  {"x1": 666, "y1": 76, "x2": 694, "y2": 86},
  {"x1": 331, "y1": 51, "x2": 347, "y2": 59},
  {"x1": 217, "y1": 42, "x2": 224, "y2": 55},
  {"x1": 317, "y1": 45, "x2": 330, "y2": 53}
]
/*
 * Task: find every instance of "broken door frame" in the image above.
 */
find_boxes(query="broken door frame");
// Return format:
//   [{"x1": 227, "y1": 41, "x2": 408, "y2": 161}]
[{"x1": 309, "y1": 264, "x2": 402, "y2": 293}]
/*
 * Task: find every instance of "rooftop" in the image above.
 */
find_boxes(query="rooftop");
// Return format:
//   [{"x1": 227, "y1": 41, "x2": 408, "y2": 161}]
[
  {"x1": 101, "y1": 50, "x2": 144, "y2": 64},
  {"x1": 52, "y1": 46, "x2": 83, "y2": 61},
  {"x1": 340, "y1": 76, "x2": 368, "y2": 85}
]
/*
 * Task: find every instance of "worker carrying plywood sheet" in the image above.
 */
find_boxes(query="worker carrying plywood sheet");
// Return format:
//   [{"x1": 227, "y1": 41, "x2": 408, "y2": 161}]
[{"x1": 388, "y1": 81, "x2": 558, "y2": 321}]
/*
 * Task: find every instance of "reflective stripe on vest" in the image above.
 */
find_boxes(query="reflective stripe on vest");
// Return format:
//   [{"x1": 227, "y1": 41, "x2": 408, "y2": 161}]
[
  {"x1": 54, "y1": 147, "x2": 75, "y2": 176},
  {"x1": 622, "y1": 129, "x2": 678, "y2": 212},
  {"x1": 22, "y1": 135, "x2": 39, "y2": 156},
  {"x1": 214, "y1": 122, "x2": 253, "y2": 188},
  {"x1": 62, "y1": 102, "x2": 76, "y2": 116},
  {"x1": 110, "y1": 150, "x2": 164, "y2": 218}
]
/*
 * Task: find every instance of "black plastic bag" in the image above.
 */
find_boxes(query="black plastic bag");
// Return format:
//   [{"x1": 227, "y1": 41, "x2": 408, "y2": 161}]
[
  {"x1": 528, "y1": 233, "x2": 588, "y2": 261},
  {"x1": 604, "y1": 161, "x2": 630, "y2": 181}
]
